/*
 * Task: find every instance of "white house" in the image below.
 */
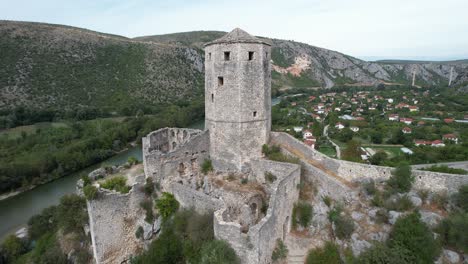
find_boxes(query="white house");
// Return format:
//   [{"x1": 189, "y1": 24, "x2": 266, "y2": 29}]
[
  {"x1": 293, "y1": 126, "x2": 303, "y2": 133},
  {"x1": 402, "y1": 127, "x2": 412, "y2": 134},
  {"x1": 303, "y1": 130, "x2": 313, "y2": 139},
  {"x1": 350, "y1": 126, "x2": 359, "y2": 132},
  {"x1": 335, "y1": 122, "x2": 345, "y2": 130}
]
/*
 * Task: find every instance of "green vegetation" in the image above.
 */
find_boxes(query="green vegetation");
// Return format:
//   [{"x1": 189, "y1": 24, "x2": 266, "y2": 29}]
[
  {"x1": 436, "y1": 213, "x2": 468, "y2": 253},
  {"x1": 155, "y1": 192, "x2": 180, "y2": 220},
  {"x1": 328, "y1": 205, "x2": 354, "y2": 239},
  {"x1": 387, "y1": 163, "x2": 414, "y2": 193},
  {"x1": 453, "y1": 185, "x2": 468, "y2": 212},
  {"x1": 100, "y1": 176, "x2": 131, "y2": 193},
  {"x1": 342, "y1": 140, "x2": 362, "y2": 162},
  {"x1": 201, "y1": 159, "x2": 213, "y2": 175},
  {"x1": 292, "y1": 202, "x2": 313, "y2": 229},
  {"x1": 131, "y1": 209, "x2": 239, "y2": 264},
  {"x1": 422, "y1": 165, "x2": 467, "y2": 175},
  {"x1": 306, "y1": 242, "x2": 341, "y2": 264},
  {"x1": 262, "y1": 144, "x2": 300, "y2": 164},
  {"x1": 135, "y1": 226, "x2": 144, "y2": 239},
  {"x1": 0, "y1": 194, "x2": 90, "y2": 263},
  {"x1": 362, "y1": 180, "x2": 377, "y2": 195},
  {"x1": 144, "y1": 178, "x2": 155, "y2": 196},
  {"x1": 271, "y1": 239, "x2": 288, "y2": 262},
  {"x1": 140, "y1": 199, "x2": 155, "y2": 223},
  {"x1": 384, "y1": 195, "x2": 414, "y2": 211},
  {"x1": 83, "y1": 184, "x2": 98, "y2": 200},
  {"x1": 264, "y1": 172, "x2": 277, "y2": 183}
]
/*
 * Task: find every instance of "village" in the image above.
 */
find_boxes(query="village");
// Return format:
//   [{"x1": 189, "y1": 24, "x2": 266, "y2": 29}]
[{"x1": 272, "y1": 86, "x2": 468, "y2": 169}]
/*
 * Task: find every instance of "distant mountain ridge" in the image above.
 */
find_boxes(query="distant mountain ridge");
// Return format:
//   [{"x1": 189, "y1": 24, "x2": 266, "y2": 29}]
[{"x1": 1, "y1": 21, "x2": 467, "y2": 116}]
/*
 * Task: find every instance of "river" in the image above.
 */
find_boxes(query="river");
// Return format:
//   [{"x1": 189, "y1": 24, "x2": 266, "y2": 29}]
[{"x1": 0, "y1": 98, "x2": 280, "y2": 241}]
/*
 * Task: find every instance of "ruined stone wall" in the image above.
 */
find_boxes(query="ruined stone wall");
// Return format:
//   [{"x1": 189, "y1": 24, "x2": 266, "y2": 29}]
[
  {"x1": 270, "y1": 132, "x2": 468, "y2": 193},
  {"x1": 87, "y1": 175, "x2": 146, "y2": 264},
  {"x1": 205, "y1": 42, "x2": 271, "y2": 171},
  {"x1": 142, "y1": 128, "x2": 209, "y2": 184},
  {"x1": 170, "y1": 182, "x2": 224, "y2": 214},
  {"x1": 214, "y1": 159, "x2": 300, "y2": 264}
]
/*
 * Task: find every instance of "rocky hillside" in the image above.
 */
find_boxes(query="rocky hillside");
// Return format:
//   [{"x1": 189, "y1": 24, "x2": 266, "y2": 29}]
[
  {"x1": 1, "y1": 21, "x2": 467, "y2": 117},
  {"x1": 0, "y1": 21, "x2": 204, "y2": 115}
]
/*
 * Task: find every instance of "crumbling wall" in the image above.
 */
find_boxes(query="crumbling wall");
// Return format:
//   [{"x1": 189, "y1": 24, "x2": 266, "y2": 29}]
[
  {"x1": 214, "y1": 159, "x2": 300, "y2": 264},
  {"x1": 87, "y1": 175, "x2": 146, "y2": 264},
  {"x1": 270, "y1": 132, "x2": 468, "y2": 193},
  {"x1": 170, "y1": 182, "x2": 224, "y2": 214},
  {"x1": 143, "y1": 128, "x2": 209, "y2": 185}
]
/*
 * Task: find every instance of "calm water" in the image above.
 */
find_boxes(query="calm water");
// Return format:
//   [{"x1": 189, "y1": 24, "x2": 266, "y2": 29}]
[{"x1": 0, "y1": 146, "x2": 142, "y2": 241}]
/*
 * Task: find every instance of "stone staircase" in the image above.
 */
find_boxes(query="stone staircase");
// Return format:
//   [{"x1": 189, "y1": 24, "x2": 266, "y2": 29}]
[{"x1": 287, "y1": 249, "x2": 306, "y2": 263}]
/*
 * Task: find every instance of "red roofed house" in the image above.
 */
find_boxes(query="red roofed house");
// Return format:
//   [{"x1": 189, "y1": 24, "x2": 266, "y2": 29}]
[
  {"x1": 335, "y1": 122, "x2": 345, "y2": 130},
  {"x1": 409, "y1": 106, "x2": 419, "y2": 112},
  {"x1": 402, "y1": 127, "x2": 412, "y2": 134},
  {"x1": 414, "y1": 140, "x2": 431, "y2": 146},
  {"x1": 388, "y1": 114, "x2": 399, "y2": 121},
  {"x1": 400, "y1": 118, "x2": 413, "y2": 125},
  {"x1": 444, "y1": 118, "x2": 454, "y2": 124},
  {"x1": 443, "y1": 134, "x2": 458, "y2": 144},
  {"x1": 303, "y1": 137, "x2": 316, "y2": 149},
  {"x1": 431, "y1": 140, "x2": 445, "y2": 147},
  {"x1": 303, "y1": 130, "x2": 313, "y2": 140}
]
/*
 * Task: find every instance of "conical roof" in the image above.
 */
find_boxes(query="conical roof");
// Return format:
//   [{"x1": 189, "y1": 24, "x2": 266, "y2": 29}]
[{"x1": 205, "y1": 28, "x2": 272, "y2": 47}]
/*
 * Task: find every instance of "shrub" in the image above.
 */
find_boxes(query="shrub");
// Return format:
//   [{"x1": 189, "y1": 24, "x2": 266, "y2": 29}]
[
  {"x1": 436, "y1": 212, "x2": 468, "y2": 253},
  {"x1": 144, "y1": 178, "x2": 155, "y2": 196},
  {"x1": 432, "y1": 191, "x2": 448, "y2": 210},
  {"x1": 333, "y1": 214, "x2": 355, "y2": 239},
  {"x1": 293, "y1": 202, "x2": 313, "y2": 228},
  {"x1": 135, "y1": 226, "x2": 144, "y2": 239},
  {"x1": 422, "y1": 165, "x2": 467, "y2": 175},
  {"x1": 371, "y1": 191, "x2": 384, "y2": 207},
  {"x1": 241, "y1": 178, "x2": 248, "y2": 184},
  {"x1": 262, "y1": 144, "x2": 300, "y2": 164},
  {"x1": 81, "y1": 174, "x2": 91, "y2": 186},
  {"x1": 201, "y1": 159, "x2": 213, "y2": 175},
  {"x1": 384, "y1": 195, "x2": 414, "y2": 212},
  {"x1": 83, "y1": 185, "x2": 98, "y2": 200},
  {"x1": 452, "y1": 184, "x2": 468, "y2": 212},
  {"x1": 388, "y1": 212, "x2": 440, "y2": 263},
  {"x1": 1, "y1": 235, "x2": 26, "y2": 262},
  {"x1": 357, "y1": 242, "x2": 416, "y2": 264},
  {"x1": 271, "y1": 239, "x2": 288, "y2": 262},
  {"x1": 156, "y1": 192, "x2": 179, "y2": 220},
  {"x1": 417, "y1": 189, "x2": 429, "y2": 203},
  {"x1": 322, "y1": 196, "x2": 332, "y2": 207},
  {"x1": 327, "y1": 204, "x2": 343, "y2": 222},
  {"x1": 28, "y1": 205, "x2": 58, "y2": 240},
  {"x1": 57, "y1": 194, "x2": 88, "y2": 234},
  {"x1": 100, "y1": 176, "x2": 130, "y2": 193},
  {"x1": 140, "y1": 199, "x2": 155, "y2": 223},
  {"x1": 375, "y1": 209, "x2": 389, "y2": 224},
  {"x1": 200, "y1": 240, "x2": 240, "y2": 264},
  {"x1": 387, "y1": 163, "x2": 414, "y2": 193},
  {"x1": 265, "y1": 172, "x2": 277, "y2": 183},
  {"x1": 363, "y1": 180, "x2": 377, "y2": 195},
  {"x1": 306, "y1": 242, "x2": 341, "y2": 264},
  {"x1": 127, "y1": 156, "x2": 140, "y2": 165}
]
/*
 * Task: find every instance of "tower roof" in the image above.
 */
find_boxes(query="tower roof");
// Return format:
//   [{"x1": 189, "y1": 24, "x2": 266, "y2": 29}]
[{"x1": 204, "y1": 28, "x2": 272, "y2": 47}]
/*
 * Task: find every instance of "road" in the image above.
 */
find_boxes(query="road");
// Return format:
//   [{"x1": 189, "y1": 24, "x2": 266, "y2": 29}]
[
  {"x1": 412, "y1": 161, "x2": 468, "y2": 170},
  {"x1": 323, "y1": 125, "x2": 341, "y2": 159}
]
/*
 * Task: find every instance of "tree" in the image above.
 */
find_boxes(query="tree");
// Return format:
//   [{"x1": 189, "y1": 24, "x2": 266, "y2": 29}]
[
  {"x1": 1, "y1": 235, "x2": 25, "y2": 262},
  {"x1": 387, "y1": 163, "x2": 414, "y2": 193},
  {"x1": 370, "y1": 131, "x2": 383, "y2": 144},
  {"x1": 388, "y1": 212, "x2": 440, "y2": 263},
  {"x1": 342, "y1": 140, "x2": 361, "y2": 162},
  {"x1": 156, "y1": 192, "x2": 180, "y2": 220},
  {"x1": 369, "y1": 151, "x2": 388, "y2": 165},
  {"x1": 57, "y1": 194, "x2": 88, "y2": 233},
  {"x1": 200, "y1": 240, "x2": 240, "y2": 264},
  {"x1": 306, "y1": 242, "x2": 341, "y2": 264}
]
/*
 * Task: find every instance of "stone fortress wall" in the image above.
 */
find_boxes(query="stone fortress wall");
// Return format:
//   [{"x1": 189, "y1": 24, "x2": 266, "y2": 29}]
[
  {"x1": 86, "y1": 174, "x2": 147, "y2": 264},
  {"x1": 142, "y1": 127, "x2": 209, "y2": 185},
  {"x1": 214, "y1": 159, "x2": 300, "y2": 264},
  {"x1": 270, "y1": 132, "x2": 468, "y2": 194}
]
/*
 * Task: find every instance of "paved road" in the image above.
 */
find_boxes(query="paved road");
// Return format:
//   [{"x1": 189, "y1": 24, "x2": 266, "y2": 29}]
[
  {"x1": 323, "y1": 125, "x2": 341, "y2": 159},
  {"x1": 412, "y1": 161, "x2": 468, "y2": 170}
]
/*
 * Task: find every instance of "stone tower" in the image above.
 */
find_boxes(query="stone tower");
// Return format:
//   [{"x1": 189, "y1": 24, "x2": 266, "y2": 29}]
[{"x1": 204, "y1": 28, "x2": 272, "y2": 171}]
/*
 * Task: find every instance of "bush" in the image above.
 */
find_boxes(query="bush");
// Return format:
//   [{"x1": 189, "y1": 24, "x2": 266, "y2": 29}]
[
  {"x1": 140, "y1": 199, "x2": 155, "y2": 223},
  {"x1": 156, "y1": 192, "x2": 179, "y2": 220},
  {"x1": 127, "y1": 156, "x2": 140, "y2": 165},
  {"x1": 417, "y1": 189, "x2": 429, "y2": 203},
  {"x1": 375, "y1": 209, "x2": 389, "y2": 224},
  {"x1": 452, "y1": 184, "x2": 468, "y2": 212},
  {"x1": 57, "y1": 194, "x2": 88, "y2": 234},
  {"x1": 306, "y1": 242, "x2": 341, "y2": 264},
  {"x1": 83, "y1": 185, "x2": 98, "y2": 200},
  {"x1": 322, "y1": 196, "x2": 332, "y2": 207},
  {"x1": 357, "y1": 242, "x2": 416, "y2": 264},
  {"x1": 271, "y1": 239, "x2": 288, "y2": 262},
  {"x1": 384, "y1": 195, "x2": 414, "y2": 212},
  {"x1": 432, "y1": 191, "x2": 448, "y2": 210},
  {"x1": 100, "y1": 176, "x2": 131, "y2": 193},
  {"x1": 201, "y1": 159, "x2": 213, "y2": 175},
  {"x1": 262, "y1": 144, "x2": 300, "y2": 164},
  {"x1": 81, "y1": 174, "x2": 91, "y2": 186},
  {"x1": 333, "y1": 214, "x2": 355, "y2": 240},
  {"x1": 388, "y1": 212, "x2": 440, "y2": 263},
  {"x1": 144, "y1": 178, "x2": 155, "y2": 196},
  {"x1": 387, "y1": 163, "x2": 414, "y2": 193},
  {"x1": 371, "y1": 191, "x2": 384, "y2": 207},
  {"x1": 363, "y1": 180, "x2": 377, "y2": 195},
  {"x1": 436, "y1": 212, "x2": 468, "y2": 253},
  {"x1": 422, "y1": 165, "x2": 467, "y2": 175},
  {"x1": 265, "y1": 172, "x2": 277, "y2": 183},
  {"x1": 241, "y1": 178, "x2": 248, "y2": 184},
  {"x1": 135, "y1": 226, "x2": 144, "y2": 239},
  {"x1": 1, "y1": 235, "x2": 26, "y2": 262},
  {"x1": 293, "y1": 202, "x2": 313, "y2": 228},
  {"x1": 200, "y1": 240, "x2": 240, "y2": 264},
  {"x1": 28, "y1": 205, "x2": 58, "y2": 240}
]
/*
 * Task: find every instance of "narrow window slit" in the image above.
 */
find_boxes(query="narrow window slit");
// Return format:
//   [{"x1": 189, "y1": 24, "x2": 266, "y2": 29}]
[
  {"x1": 224, "y1": 52, "x2": 230, "y2": 61},
  {"x1": 211, "y1": 93, "x2": 214, "y2": 102},
  {"x1": 253, "y1": 111, "x2": 257, "y2": 117},
  {"x1": 218, "y1": 77, "x2": 224, "y2": 86},
  {"x1": 248, "y1": 52, "x2": 254, "y2": 61}
]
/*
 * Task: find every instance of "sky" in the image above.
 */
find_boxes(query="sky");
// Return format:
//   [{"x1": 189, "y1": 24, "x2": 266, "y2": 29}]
[{"x1": 1, "y1": 0, "x2": 468, "y2": 61}]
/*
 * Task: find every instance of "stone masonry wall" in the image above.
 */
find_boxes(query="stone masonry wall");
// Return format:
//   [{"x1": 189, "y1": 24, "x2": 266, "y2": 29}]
[
  {"x1": 270, "y1": 132, "x2": 468, "y2": 193},
  {"x1": 87, "y1": 175, "x2": 146, "y2": 264},
  {"x1": 214, "y1": 159, "x2": 300, "y2": 264},
  {"x1": 170, "y1": 182, "x2": 224, "y2": 214},
  {"x1": 143, "y1": 128, "x2": 209, "y2": 184}
]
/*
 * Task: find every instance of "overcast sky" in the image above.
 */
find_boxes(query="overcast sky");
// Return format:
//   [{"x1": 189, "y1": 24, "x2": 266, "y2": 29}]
[{"x1": 2, "y1": 0, "x2": 467, "y2": 61}]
